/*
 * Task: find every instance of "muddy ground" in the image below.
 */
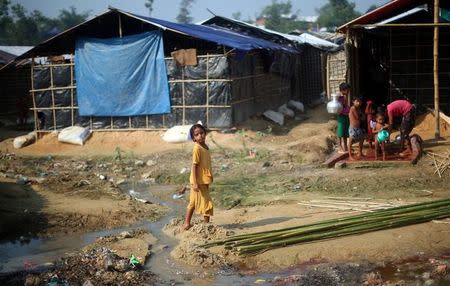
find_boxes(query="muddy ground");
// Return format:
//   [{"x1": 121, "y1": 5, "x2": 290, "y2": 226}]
[{"x1": 1, "y1": 106, "x2": 450, "y2": 285}]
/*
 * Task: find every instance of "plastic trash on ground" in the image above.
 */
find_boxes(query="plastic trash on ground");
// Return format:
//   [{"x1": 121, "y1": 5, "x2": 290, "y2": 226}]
[
  {"x1": 288, "y1": 100, "x2": 304, "y2": 112},
  {"x1": 129, "y1": 255, "x2": 140, "y2": 268},
  {"x1": 263, "y1": 110, "x2": 284, "y2": 126},
  {"x1": 278, "y1": 104, "x2": 295, "y2": 118},
  {"x1": 58, "y1": 126, "x2": 91, "y2": 145},
  {"x1": 13, "y1": 132, "x2": 36, "y2": 149}
]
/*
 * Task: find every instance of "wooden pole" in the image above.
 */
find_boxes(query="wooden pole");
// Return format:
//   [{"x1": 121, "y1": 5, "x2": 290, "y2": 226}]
[{"x1": 434, "y1": 0, "x2": 440, "y2": 139}]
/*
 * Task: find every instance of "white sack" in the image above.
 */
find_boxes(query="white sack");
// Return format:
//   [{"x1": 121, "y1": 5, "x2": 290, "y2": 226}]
[
  {"x1": 13, "y1": 132, "x2": 36, "y2": 149},
  {"x1": 287, "y1": 100, "x2": 304, "y2": 112},
  {"x1": 263, "y1": 110, "x2": 284, "y2": 126},
  {"x1": 162, "y1": 125, "x2": 192, "y2": 143},
  {"x1": 278, "y1": 104, "x2": 295, "y2": 118},
  {"x1": 58, "y1": 126, "x2": 91, "y2": 145}
]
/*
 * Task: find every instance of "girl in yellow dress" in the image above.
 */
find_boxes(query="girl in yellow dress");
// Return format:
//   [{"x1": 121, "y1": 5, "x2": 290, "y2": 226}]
[{"x1": 183, "y1": 124, "x2": 214, "y2": 230}]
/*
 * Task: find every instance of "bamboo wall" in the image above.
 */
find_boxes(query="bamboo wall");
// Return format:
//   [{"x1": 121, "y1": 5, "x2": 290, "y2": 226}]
[
  {"x1": 30, "y1": 51, "x2": 293, "y2": 133},
  {"x1": 326, "y1": 49, "x2": 347, "y2": 98},
  {"x1": 388, "y1": 27, "x2": 450, "y2": 113}
]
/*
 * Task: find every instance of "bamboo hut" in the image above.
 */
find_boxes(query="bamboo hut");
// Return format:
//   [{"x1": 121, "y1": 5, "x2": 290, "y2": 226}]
[
  {"x1": 3, "y1": 8, "x2": 298, "y2": 134},
  {"x1": 337, "y1": 0, "x2": 450, "y2": 138}
]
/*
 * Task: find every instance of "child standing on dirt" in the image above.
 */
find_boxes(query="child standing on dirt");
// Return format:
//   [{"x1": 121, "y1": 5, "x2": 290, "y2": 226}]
[
  {"x1": 373, "y1": 113, "x2": 389, "y2": 161},
  {"x1": 365, "y1": 100, "x2": 376, "y2": 149},
  {"x1": 348, "y1": 97, "x2": 366, "y2": 160},
  {"x1": 336, "y1": 83, "x2": 351, "y2": 153},
  {"x1": 183, "y1": 123, "x2": 214, "y2": 230}
]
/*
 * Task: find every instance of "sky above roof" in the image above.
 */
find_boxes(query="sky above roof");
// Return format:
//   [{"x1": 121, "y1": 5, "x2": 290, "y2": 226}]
[{"x1": 12, "y1": 0, "x2": 389, "y2": 23}]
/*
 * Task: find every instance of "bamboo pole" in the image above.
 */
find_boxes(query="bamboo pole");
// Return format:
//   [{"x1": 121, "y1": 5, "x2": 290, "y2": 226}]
[
  {"x1": 433, "y1": 0, "x2": 440, "y2": 139},
  {"x1": 30, "y1": 86, "x2": 77, "y2": 93},
  {"x1": 118, "y1": 14, "x2": 123, "y2": 38},
  {"x1": 49, "y1": 65, "x2": 57, "y2": 130},
  {"x1": 206, "y1": 53, "x2": 210, "y2": 126},
  {"x1": 30, "y1": 57, "x2": 38, "y2": 141},
  {"x1": 30, "y1": 106, "x2": 77, "y2": 111},
  {"x1": 182, "y1": 64, "x2": 186, "y2": 124},
  {"x1": 70, "y1": 54, "x2": 74, "y2": 126}
]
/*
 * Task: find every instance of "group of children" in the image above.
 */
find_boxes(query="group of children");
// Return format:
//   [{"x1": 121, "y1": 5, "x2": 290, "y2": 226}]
[
  {"x1": 182, "y1": 89, "x2": 413, "y2": 229},
  {"x1": 337, "y1": 83, "x2": 390, "y2": 161}
]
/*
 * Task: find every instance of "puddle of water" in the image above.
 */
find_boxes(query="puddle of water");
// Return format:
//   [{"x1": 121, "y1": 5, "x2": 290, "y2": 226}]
[
  {"x1": 3, "y1": 181, "x2": 447, "y2": 285},
  {"x1": 0, "y1": 221, "x2": 149, "y2": 273}
]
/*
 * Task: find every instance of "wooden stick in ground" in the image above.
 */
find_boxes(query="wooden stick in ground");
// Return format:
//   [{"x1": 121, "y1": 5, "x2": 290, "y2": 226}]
[
  {"x1": 325, "y1": 196, "x2": 373, "y2": 201},
  {"x1": 434, "y1": 157, "x2": 446, "y2": 174},
  {"x1": 297, "y1": 202, "x2": 374, "y2": 212},
  {"x1": 427, "y1": 152, "x2": 450, "y2": 159},
  {"x1": 433, "y1": 154, "x2": 442, "y2": 178},
  {"x1": 438, "y1": 160, "x2": 450, "y2": 175},
  {"x1": 316, "y1": 200, "x2": 397, "y2": 207}
]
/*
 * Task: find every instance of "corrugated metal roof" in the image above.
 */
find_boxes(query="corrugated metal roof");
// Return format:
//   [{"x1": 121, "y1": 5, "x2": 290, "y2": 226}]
[
  {"x1": 201, "y1": 16, "x2": 338, "y2": 50},
  {"x1": 0, "y1": 46, "x2": 33, "y2": 57},
  {"x1": 337, "y1": 0, "x2": 427, "y2": 33}
]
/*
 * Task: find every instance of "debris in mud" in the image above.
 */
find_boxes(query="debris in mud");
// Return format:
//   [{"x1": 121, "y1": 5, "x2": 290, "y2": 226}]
[
  {"x1": 271, "y1": 262, "x2": 374, "y2": 286},
  {"x1": 4, "y1": 229, "x2": 159, "y2": 286},
  {"x1": 31, "y1": 247, "x2": 157, "y2": 286}
]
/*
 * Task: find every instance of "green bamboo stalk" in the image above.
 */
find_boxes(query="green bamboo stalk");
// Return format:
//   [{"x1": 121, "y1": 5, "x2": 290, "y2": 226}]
[
  {"x1": 203, "y1": 198, "x2": 450, "y2": 248},
  {"x1": 227, "y1": 207, "x2": 440, "y2": 247},
  {"x1": 236, "y1": 207, "x2": 450, "y2": 254},
  {"x1": 240, "y1": 207, "x2": 449, "y2": 247}
]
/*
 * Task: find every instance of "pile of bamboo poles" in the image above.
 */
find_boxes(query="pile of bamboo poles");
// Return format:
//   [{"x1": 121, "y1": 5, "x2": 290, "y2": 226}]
[
  {"x1": 297, "y1": 197, "x2": 404, "y2": 213},
  {"x1": 203, "y1": 198, "x2": 450, "y2": 255},
  {"x1": 427, "y1": 151, "x2": 450, "y2": 178}
]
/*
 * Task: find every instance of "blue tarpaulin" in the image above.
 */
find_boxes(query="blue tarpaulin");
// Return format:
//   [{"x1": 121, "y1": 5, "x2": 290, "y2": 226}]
[
  {"x1": 128, "y1": 12, "x2": 298, "y2": 55},
  {"x1": 75, "y1": 31, "x2": 170, "y2": 116}
]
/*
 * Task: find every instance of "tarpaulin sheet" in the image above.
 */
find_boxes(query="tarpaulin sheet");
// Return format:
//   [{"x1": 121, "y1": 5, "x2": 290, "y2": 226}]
[
  {"x1": 129, "y1": 13, "x2": 298, "y2": 55},
  {"x1": 75, "y1": 31, "x2": 170, "y2": 116}
]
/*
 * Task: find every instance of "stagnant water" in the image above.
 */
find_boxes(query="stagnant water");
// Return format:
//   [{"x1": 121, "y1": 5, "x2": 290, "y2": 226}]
[
  {"x1": 0, "y1": 183, "x2": 261, "y2": 285},
  {"x1": 1, "y1": 182, "x2": 448, "y2": 285}
]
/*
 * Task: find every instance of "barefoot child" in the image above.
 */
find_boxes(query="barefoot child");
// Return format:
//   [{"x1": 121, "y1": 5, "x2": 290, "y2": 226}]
[
  {"x1": 348, "y1": 97, "x2": 366, "y2": 160},
  {"x1": 365, "y1": 100, "x2": 376, "y2": 149},
  {"x1": 373, "y1": 113, "x2": 389, "y2": 161},
  {"x1": 183, "y1": 124, "x2": 214, "y2": 230},
  {"x1": 336, "y1": 83, "x2": 351, "y2": 153}
]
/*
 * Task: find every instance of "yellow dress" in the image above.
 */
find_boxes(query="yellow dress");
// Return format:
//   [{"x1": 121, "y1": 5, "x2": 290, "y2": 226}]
[{"x1": 188, "y1": 143, "x2": 214, "y2": 216}]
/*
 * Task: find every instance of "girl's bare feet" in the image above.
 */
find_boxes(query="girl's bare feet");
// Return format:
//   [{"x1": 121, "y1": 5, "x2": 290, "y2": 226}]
[{"x1": 183, "y1": 223, "x2": 193, "y2": 231}]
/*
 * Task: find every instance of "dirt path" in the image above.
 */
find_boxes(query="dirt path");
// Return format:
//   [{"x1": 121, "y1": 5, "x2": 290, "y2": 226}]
[{"x1": 1, "y1": 106, "x2": 450, "y2": 285}]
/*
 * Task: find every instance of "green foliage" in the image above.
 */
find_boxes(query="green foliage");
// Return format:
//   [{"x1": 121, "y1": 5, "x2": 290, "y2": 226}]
[
  {"x1": 145, "y1": 0, "x2": 154, "y2": 16},
  {"x1": 57, "y1": 6, "x2": 90, "y2": 31},
  {"x1": 231, "y1": 12, "x2": 241, "y2": 21},
  {"x1": 0, "y1": 1, "x2": 89, "y2": 45},
  {"x1": 114, "y1": 146, "x2": 123, "y2": 161},
  {"x1": 316, "y1": 0, "x2": 361, "y2": 31},
  {"x1": 260, "y1": 0, "x2": 309, "y2": 33},
  {"x1": 176, "y1": 0, "x2": 195, "y2": 24},
  {"x1": 366, "y1": 4, "x2": 378, "y2": 13}
]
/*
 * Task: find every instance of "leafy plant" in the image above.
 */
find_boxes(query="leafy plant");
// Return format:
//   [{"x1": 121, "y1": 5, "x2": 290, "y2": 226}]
[{"x1": 114, "y1": 146, "x2": 123, "y2": 161}]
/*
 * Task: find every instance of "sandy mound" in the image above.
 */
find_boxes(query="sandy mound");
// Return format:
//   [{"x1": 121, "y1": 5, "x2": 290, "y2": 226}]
[
  {"x1": 414, "y1": 111, "x2": 450, "y2": 139},
  {"x1": 163, "y1": 218, "x2": 234, "y2": 267}
]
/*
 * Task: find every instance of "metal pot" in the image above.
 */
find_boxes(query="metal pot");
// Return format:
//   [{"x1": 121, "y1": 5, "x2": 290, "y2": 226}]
[{"x1": 327, "y1": 93, "x2": 343, "y2": 114}]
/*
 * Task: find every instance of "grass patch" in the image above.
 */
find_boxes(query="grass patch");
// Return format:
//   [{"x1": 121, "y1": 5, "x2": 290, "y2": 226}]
[
  {"x1": 211, "y1": 174, "x2": 291, "y2": 209},
  {"x1": 155, "y1": 172, "x2": 189, "y2": 184}
]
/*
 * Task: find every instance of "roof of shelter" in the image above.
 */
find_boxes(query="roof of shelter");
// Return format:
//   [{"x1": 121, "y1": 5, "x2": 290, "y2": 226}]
[
  {"x1": 337, "y1": 0, "x2": 435, "y2": 33},
  {"x1": 7, "y1": 8, "x2": 296, "y2": 66},
  {"x1": 201, "y1": 15, "x2": 339, "y2": 50},
  {"x1": 124, "y1": 11, "x2": 297, "y2": 53}
]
